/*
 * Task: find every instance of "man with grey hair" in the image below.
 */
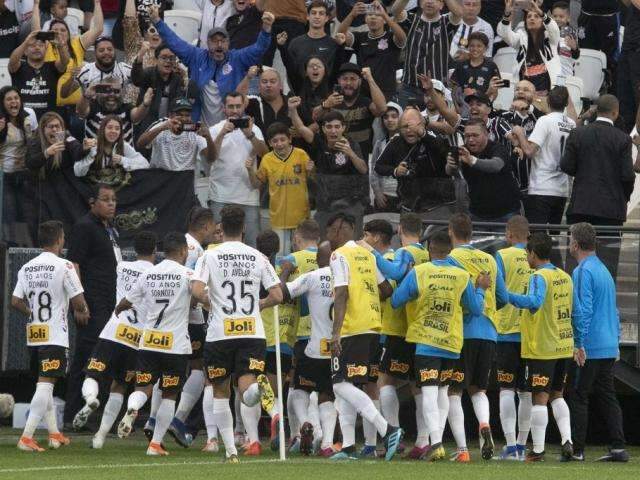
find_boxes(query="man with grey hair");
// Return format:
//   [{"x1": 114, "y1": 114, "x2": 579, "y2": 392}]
[
  {"x1": 566, "y1": 222, "x2": 628, "y2": 462},
  {"x1": 246, "y1": 67, "x2": 290, "y2": 138}
]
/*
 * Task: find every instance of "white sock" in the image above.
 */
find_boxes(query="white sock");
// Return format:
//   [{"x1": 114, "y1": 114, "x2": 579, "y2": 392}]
[
  {"x1": 287, "y1": 387, "x2": 299, "y2": 438},
  {"x1": 127, "y1": 390, "x2": 148, "y2": 411},
  {"x1": 175, "y1": 370, "x2": 205, "y2": 422},
  {"x1": 233, "y1": 387, "x2": 244, "y2": 434},
  {"x1": 379, "y1": 385, "x2": 400, "y2": 426},
  {"x1": 421, "y1": 385, "x2": 441, "y2": 444},
  {"x1": 414, "y1": 393, "x2": 429, "y2": 448},
  {"x1": 24, "y1": 382, "x2": 53, "y2": 438},
  {"x1": 202, "y1": 385, "x2": 218, "y2": 441},
  {"x1": 81, "y1": 377, "x2": 99, "y2": 404},
  {"x1": 333, "y1": 382, "x2": 387, "y2": 437},
  {"x1": 151, "y1": 398, "x2": 175, "y2": 444},
  {"x1": 96, "y1": 392, "x2": 123, "y2": 438},
  {"x1": 437, "y1": 386, "x2": 449, "y2": 437},
  {"x1": 214, "y1": 398, "x2": 237, "y2": 456},
  {"x1": 551, "y1": 398, "x2": 572, "y2": 445},
  {"x1": 290, "y1": 389, "x2": 310, "y2": 426},
  {"x1": 308, "y1": 392, "x2": 322, "y2": 438},
  {"x1": 268, "y1": 398, "x2": 279, "y2": 418},
  {"x1": 241, "y1": 402, "x2": 261, "y2": 443},
  {"x1": 530, "y1": 404, "x2": 548, "y2": 453},
  {"x1": 517, "y1": 391, "x2": 532, "y2": 445},
  {"x1": 149, "y1": 381, "x2": 162, "y2": 419},
  {"x1": 334, "y1": 393, "x2": 356, "y2": 448},
  {"x1": 242, "y1": 383, "x2": 260, "y2": 407},
  {"x1": 500, "y1": 390, "x2": 517, "y2": 446},
  {"x1": 45, "y1": 398, "x2": 59, "y2": 434},
  {"x1": 362, "y1": 399, "x2": 379, "y2": 446},
  {"x1": 448, "y1": 394, "x2": 467, "y2": 449},
  {"x1": 471, "y1": 391, "x2": 490, "y2": 426},
  {"x1": 318, "y1": 401, "x2": 337, "y2": 449}
]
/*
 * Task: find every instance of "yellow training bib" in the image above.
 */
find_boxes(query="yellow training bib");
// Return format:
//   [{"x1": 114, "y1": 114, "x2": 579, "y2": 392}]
[{"x1": 496, "y1": 246, "x2": 532, "y2": 335}]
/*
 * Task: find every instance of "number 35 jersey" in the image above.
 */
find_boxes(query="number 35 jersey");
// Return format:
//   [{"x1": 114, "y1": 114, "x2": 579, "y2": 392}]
[
  {"x1": 99, "y1": 260, "x2": 154, "y2": 349},
  {"x1": 126, "y1": 259, "x2": 194, "y2": 355},
  {"x1": 194, "y1": 241, "x2": 280, "y2": 342},
  {"x1": 12, "y1": 252, "x2": 84, "y2": 348}
]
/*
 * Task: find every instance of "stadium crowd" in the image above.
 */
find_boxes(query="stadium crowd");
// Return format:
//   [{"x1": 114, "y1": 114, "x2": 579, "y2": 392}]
[{"x1": 3, "y1": 0, "x2": 639, "y2": 466}]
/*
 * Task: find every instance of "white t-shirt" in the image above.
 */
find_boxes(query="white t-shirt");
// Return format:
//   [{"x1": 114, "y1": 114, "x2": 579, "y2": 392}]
[
  {"x1": 527, "y1": 111, "x2": 576, "y2": 197},
  {"x1": 99, "y1": 259, "x2": 153, "y2": 349},
  {"x1": 193, "y1": 241, "x2": 280, "y2": 342},
  {"x1": 147, "y1": 119, "x2": 207, "y2": 171},
  {"x1": 208, "y1": 119, "x2": 263, "y2": 206},
  {"x1": 127, "y1": 259, "x2": 194, "y2": 355},
  {"x1": 287, "y1": 267, "x2": 334, "y2": 359},
  {"x1": 450, "y1": 17, "x2": 495, "y2": 58},
  {"x1": 12, "y1": 252, "x2": 84, "y2": 348},
  {"x1": 202, "y1": 81, "x2": 225, "y2": 127},
  {"x1": 186, "y1": 233, "x2": 206, "y2": 325},
  {"x1": 330, "y1": 241, "x2": 386, "y2": 288}
]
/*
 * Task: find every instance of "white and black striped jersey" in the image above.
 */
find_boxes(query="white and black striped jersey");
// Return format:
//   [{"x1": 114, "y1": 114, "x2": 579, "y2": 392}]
[{"x1": 76, "y1": 61, "x2": 132, "y2": 92}]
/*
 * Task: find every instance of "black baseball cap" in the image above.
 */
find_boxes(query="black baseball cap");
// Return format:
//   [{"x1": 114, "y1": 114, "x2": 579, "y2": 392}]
[
  {"x1": 170, "y1": 98, "x2": 193, "y2": 113},
  {"x1": 207, "y1": 27, "x2": 229, "y2": 39},
  {"x1": 338, "y1": 62, "x2": 362, "y2": 77},
  {"x1": 464, "y1": 91, "x2": 492, "y2": 107}
]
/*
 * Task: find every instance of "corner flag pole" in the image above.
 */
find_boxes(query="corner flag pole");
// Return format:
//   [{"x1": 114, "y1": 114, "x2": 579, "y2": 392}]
[{"x1": 272, "y1": 304, "x2": 286, "y2": 461}]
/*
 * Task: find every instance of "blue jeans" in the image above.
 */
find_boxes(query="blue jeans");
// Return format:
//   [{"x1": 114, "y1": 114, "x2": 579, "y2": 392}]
[
  {"x1": 210, "y1": 201, "x2": 260, "y2": 247},
  {"x1": 395, "y1": 83, "x2": 425, "y2": 109}
]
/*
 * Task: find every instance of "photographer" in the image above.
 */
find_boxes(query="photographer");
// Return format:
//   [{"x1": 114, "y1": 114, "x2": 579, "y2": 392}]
[
  {"x1": 137, "y1": 98, "x2": 215, "y2": 171},
  {"x1": 445, "y1": 118, "x2": 521, "y2": 223}
]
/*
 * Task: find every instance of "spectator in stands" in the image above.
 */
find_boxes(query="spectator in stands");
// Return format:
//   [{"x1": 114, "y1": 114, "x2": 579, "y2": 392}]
[
  {"x1": 551, "y1": 1, "x2": 579, "y2": 78},
  {"x1": 450, "y1": 32, "x2": 500, "y2": 97},
  {"x1": 9, "y1": 30, "x2": 69, "y2": 119},
  {"x1": 74, "y1": 114, "x2": 149, "y2": 176},
  {"x1": 561, "y1": 94, "x2": 636, "y2": 277},
  {"x1": 227, "y1": 0, "x2": 264, "y2": 50},
  {"x1": 122, "y1": 0, "x2": 163, "y2": 67},
  {"x1": 498, "y1": 0, "x2": 561, "y2": 95},
  {"x1": 577, "y1": 0, "x2": 620, "y2": 76},
  {"x1": 374, "y1": 105, "x2": 451, "y2": 213},
  {"x1": 512, "y1": 86, "x2": 575, "y2": 225},
  {"x1": 286, "y1": 1, "x2": 344, "y2": 94},
  {"x1": 450, "y1": 0, "x2": 494, "y2": 61},
  {"x1": 0, "y1": 86, "x2": 38, "y2": 246},
  {"x1": 76, "y1": 36, "x2": 132, "y2": 94},
  {"x1": 261, "y1": 0, "x2": 307, "y2": 68},
  {"x1": 151, "y1": 4, "x2": 274, "y2": 126},
  {"x1": 26, "y1": 112, "x2": 88, "y2": 224},
  {"x1": 0, "y1": 0, "x2": 22, "y2": 59},
  {"x1": 131, "y1": 41, "x2": 187, "y2": 139},
  {"x1": 445, "y1": 118, "x2": 521, "y2": 222},
  {"x1": 617, "y1": 0, "x2": 640, "y2": 132},
  {"x1": 33, "y1": 0, "x2": 103, "y2": 112},
  {"x1": 393, "y1": 0, "x2": 462, "y2": 106},
  {"x1": 40, "y1": 0, "x2": 78, "y2": 36},
  {"x1": 298, "y1": 56, "x2": 330, "y2": 126},
  {"x1": 246, "y1": 121, "x2": 314, "y2": 254},
  {"x1": 196, "y1": 0, "x2": 236, "y2": 48},
  {"x1": 137, "y1": 98, "x2": 216, "y2": 170},
  {"x1": 371, "y1": 101, "x2": 402, "y2": 213},
  {"x1": 290, "y1": 100, "x2": 368, "y2": 234},
  {"x1": 336, "y1": 1, "x2": 407, "y2": 101},
  {"x1": 208, "y1": 91, "x2": 267, "y2": 246},
  {"x1": 245, "y1": 67, "x2": 291, "y2": 138},
  {"x1": 331, "y1": 63, "x2": 386, "y2": 159},
  {"x1": 421, "y1": 78, "x2": 457, "y2": 140},
  {"x1": 77, "y1": 76, "x2": 153, "y2": 144}
]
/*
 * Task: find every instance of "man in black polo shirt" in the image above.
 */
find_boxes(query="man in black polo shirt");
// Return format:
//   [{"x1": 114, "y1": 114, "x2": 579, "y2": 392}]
[
  {"x1": 226, "y1": 0, "x2": 264, "y2": 50},
  {"x1": 245, "y1": 68, "x2": 291, "y2": 138},
  {"x1": 63, "y1": 184, "x2": 121, "y2": 428}
]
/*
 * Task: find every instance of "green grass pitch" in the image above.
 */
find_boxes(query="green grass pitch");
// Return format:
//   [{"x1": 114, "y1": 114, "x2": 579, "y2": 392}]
[{"x1": 1, "y1": 429, "x2": 639, "y2": 480}]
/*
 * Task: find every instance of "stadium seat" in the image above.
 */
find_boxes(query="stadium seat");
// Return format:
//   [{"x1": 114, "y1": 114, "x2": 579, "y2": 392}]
[
  {"x1": 493, "y1": 47, "x2": 518, "y2": 77},
  {"x1": 0, "y1": 58, "x2": 11, "y2": 89},
  {"x1": 65, "y1": 8, "x2": 84, "y2": 34},
  {"x1": 574, "y1": 48, "x2": 606, "y2": 100},
  {"x1": 163, "y1": 10, "x2": 202, "y2": 46},
  {"x1": 493, "y1": 73, "x2": 515, "y2": 111},
  {"x1": 171, "y1": 0, "x2": 201, "y2": 11},
  {"x1": 565, "y1": 76, "x2": 584, "y2": 115}
]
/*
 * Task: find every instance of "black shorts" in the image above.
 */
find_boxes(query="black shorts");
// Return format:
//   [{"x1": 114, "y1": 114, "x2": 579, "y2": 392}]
[
  {"x1": 266, "y1": 350, "x2": 293, "y2": 376},
  {"x1": 294, "y1": 352, "x2": 333, "y2": 397},
  {"x1": 204, "y1": 338, "x2": 266, "y2": 384},
  {"x1": 414, "y1": 355, "x2": 456, "y2": 387},
  {"x1": 85, "y1": 339, "x2": 137, "y2": 385},
  {"x1": 135, "y1": 350, "x2": 189, "y2": 393},
  {"x1": 291, "y1": 338, "x2": 309, "y2": 371},
  {"x1": 497, "y1": 341, "x2": 527, "y2": 390},
  {"x1": 369, "y1": 337, "x2": 382, "y2": 382},
  {"x1": 188, "y1": 323, "x2": 206, "y2": 361},
  {"x1": 331, "y1": 333, "x2": 379, "y2": 385},
  {"x1": 525, "y1": 358, "x2": 569, "y2": 394},
  {"x1": 450, "y1": 339, "x2": 496, "y2": 390},
  {"x1": 380, "y1": 335, "x2": 413, "y2": 380},
  {"x1": 33, "y1": 345, "x2": 68, "y2": 378}
]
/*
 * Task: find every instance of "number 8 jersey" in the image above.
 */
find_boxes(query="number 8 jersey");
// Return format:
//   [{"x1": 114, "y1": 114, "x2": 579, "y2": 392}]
[
  {"x1": 12, "y1": 252, "x2": 84, "y2": 348},
  {"x1": 194, "y1": 241, "x2": 280, "y2": 342}
]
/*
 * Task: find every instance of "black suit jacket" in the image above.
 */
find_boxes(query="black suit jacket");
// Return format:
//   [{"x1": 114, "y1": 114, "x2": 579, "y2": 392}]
[{"x1": 560, "y1": 119, "x2": 636, "y2": 222}]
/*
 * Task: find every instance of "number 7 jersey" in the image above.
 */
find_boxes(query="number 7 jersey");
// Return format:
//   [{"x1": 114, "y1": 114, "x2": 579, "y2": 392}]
[{"x1": 193, "y1": 241, "x2": 280, "y2": 342}]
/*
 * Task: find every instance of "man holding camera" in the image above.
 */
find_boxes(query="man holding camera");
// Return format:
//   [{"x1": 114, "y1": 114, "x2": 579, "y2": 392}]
[
  {"x1": 208, "y1": 91, "x2": 268, "y2": 247},
  {"x1": 445, "y1": 118, "x2": 521, "y2": 223},
  {"x1": 137, "y1": 98, "x2": 216, "y2": 171}
]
